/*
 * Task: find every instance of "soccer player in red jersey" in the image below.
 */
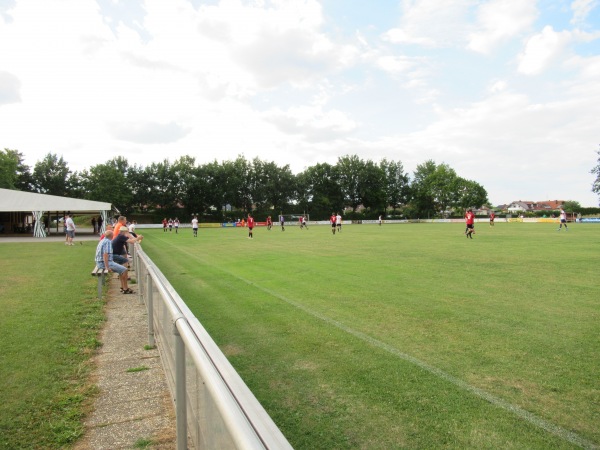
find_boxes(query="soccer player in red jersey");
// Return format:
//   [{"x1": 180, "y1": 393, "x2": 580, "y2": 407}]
[
  {"x1": 247, "y1": 214, "x2": 255, "y2": 239},
  {"x1": 465, "y1": 209, "x2": 475, "y2": 239},
  {"x1": 330, "y1": 213, "x2": 337, "y2": 235},
  {"x1": 266, "y1": 215, "x2": 272, "y2": 231},
  {"x1": 489, "y1": 211, "x2": 495, "y2": 227}
]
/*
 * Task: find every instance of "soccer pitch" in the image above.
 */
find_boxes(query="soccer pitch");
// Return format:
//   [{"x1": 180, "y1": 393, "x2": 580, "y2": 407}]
[{"x1": 141, "y1": 223, "x2": 599, "y2": 449}]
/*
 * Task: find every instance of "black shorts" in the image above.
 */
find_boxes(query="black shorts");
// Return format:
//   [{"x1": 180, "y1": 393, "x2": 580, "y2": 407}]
[
  {"x1": 331, "y1": 223, "x2": 336, "y2": 228},
  {"x1": 466, "y1": 224, "x2": 474, "y2": 229}
]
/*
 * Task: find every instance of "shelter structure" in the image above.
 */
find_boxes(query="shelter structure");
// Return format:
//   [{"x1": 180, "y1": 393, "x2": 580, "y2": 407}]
[{"x1": 0, "y1": 188, "x2": 115, "y2": 238}]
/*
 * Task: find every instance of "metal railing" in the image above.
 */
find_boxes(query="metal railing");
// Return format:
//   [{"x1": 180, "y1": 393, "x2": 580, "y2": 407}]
[{"x1": 132, "y1": 244, "x2": 293, "y2": 450}]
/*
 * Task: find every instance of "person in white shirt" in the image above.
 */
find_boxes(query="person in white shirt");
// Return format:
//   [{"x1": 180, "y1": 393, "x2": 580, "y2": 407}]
[
  {"x1": 557, "y1": 208, "x2": 568, "y2": 231},
  {"x1": 192, "y1": 216, "x2": 199, "y2": 237},
  {"x1": 65, "y1": 214, "x2": 76, "y2": 245}
]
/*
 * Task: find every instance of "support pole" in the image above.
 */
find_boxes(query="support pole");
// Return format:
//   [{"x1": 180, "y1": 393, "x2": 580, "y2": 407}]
[
  {"x1": 146, "y1": 273, "x2": 155, "y2": 348},
  {"x1": 174, "y1": 318, "x2": 187, "y2": 450}
]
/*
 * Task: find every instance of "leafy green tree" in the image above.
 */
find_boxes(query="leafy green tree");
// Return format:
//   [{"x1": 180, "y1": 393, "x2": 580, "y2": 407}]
[
  {"x1": 592, "y1": 148, "x2": 600, "y2": 206},
  {"x1": 294, "y1": 170, "x2": 311, "y2": 214},
  {"x1": 31, "y1": 153, "x2": 70, "y2": 196},
  {"x1": 298, "y1": 163, "x2": 344, "y2": 217},
  {"x1": 145, "y1": 160, "x2": 179, "y2": 211},
  {"x1": 67, "y1": 171, "x2": 85, "y2": 199},
  {"x1": 380, "y1": 158, "x2": 410, "y2": 213},
  {"x1": 358, "y1": 160, "x2": 386, "y2": 212},
  {"x1": 0, "y1": 148, "x2": 20, "y2": 189},
  {"x1": 202, "y1": 160, "x2": 229, "y2": 213},
  {"x1": 171, "y1": 155, "x2": 197, "y2": 215},
  {"x1": 455, "y1": 178, "x2": 489, "y2": 211},
  {"x1": 410, "y1": 160, "x2": 449, "y2": 218},
  {"x1": 336, "y1": 155, "x2": 364, "y2": 212},
  {"x1": 250, "y1": 158, "x2": 272, "y2": 210},
  {"x1": 127, "y1": 164, "x2": 156, "y2": 213},
  {"x1": 185, "y1": 164, "x2": 216, "y2": 217},
  {"x1": 562, "y1": 200, "x2": 582, "y2": 213},
  {"x1": 220, "y1": 156, "x2": 252, "y2": 212},
  {"x1": 251, "y1": 158, "x2": 295, "y2": 213},
  {"x1": 81, "y1": 157, "x2": 132, "y2": 213},
  {"x1": 0, "y1": 149, "x2": 32, "y2": 191}
]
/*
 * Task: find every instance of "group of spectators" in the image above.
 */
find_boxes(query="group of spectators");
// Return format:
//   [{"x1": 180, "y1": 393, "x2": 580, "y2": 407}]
[{"x1": 94, "y1": 216, "x2": 143, "y2": 295}]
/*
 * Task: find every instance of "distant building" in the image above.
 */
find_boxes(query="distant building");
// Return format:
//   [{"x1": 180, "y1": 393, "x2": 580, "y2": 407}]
[{"x1": 505, "y1": 200, "x2": 565, "y2": 214}]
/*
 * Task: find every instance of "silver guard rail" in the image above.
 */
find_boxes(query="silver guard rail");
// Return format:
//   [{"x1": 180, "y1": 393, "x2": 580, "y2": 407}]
[{"x1": 132, "y1": 244, "x2": 293, "y2": 450}]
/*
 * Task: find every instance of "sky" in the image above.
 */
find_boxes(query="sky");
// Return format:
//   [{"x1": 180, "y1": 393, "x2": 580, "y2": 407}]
[{"x1": 1, "y1": 0, "x2": 599, "y2": 207}]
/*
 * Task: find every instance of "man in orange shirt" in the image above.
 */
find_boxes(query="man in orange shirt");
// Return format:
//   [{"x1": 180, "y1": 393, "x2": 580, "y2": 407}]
[{"x1": 113, "y1": 216, "x2": 127, "y2": 236}]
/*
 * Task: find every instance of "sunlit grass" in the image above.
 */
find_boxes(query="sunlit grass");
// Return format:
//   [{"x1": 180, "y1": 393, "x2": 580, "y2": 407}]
[{"x1": 142, "y1": 222, "x2": 599, "y2": 449}]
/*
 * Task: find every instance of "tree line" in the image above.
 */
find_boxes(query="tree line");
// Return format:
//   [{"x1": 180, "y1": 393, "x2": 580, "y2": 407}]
[{"x1": 1, "y1": 148, "x2": 490, "y2": 220}]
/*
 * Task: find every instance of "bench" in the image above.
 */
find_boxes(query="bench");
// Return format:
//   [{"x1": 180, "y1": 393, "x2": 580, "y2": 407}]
[{"x1": 91, "y1": 266, "x2": 109, "y2": 299}]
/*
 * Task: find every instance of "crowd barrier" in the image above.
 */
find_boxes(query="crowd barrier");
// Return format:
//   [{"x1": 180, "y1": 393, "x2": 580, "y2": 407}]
[{"x1": 132, "y1": 244, "x2": 293, "y2": 450}]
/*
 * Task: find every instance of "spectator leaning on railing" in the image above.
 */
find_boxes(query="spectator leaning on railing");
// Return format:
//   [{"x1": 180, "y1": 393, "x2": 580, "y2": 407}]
[
  {"x1": 112, "y1": 227, "x2": 143, "y2": 265},
  {"x1": 95, "y1": 229, "x2": 134, "y2": 295}
]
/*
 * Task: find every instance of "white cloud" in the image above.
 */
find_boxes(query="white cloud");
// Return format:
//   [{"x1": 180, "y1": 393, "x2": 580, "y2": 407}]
[
  {"x1": 383, "y1": 0, "x2": 471, "y2": 48},
  {"x1": 468, "y1": 0, "x2": 538, "y2": 54},
  {"x1": 517, "y1": 26, "x2": 572, "y2": 75},
  {"x1": 0, "y1": 71, "x2": 21, "y2": 105},
  {"x1": 571, "y1": 0, "x2": 598, "y2": 24},
  {"x1": 0, "y1": 0, "x2": 599, "y2": 206},
  {"x1": 263, "y1": 105, "x2": 357, "y2": 142},
  {"x1": 109, "y1": 121, "x2": 191, "y2": 144}
]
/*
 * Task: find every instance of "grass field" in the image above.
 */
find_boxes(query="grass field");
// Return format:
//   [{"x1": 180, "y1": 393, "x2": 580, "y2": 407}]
[
  {"x1": 140, "y1": 222, "x2": 599, "y2": 449},
  {"x1": 0, "y1": 242, "x2": 104, "y2": 449}
]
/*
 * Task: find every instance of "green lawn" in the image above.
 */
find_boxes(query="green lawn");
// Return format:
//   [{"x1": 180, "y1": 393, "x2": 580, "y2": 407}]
[
  {"x1": 0, "y1": 242, "x2": 104, "y2": 449},
  {"x1": 141, "y1": 222, "x2": 599, "y2": 449}
]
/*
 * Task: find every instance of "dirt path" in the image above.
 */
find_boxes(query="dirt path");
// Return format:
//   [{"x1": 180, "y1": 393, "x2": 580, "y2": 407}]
[{"x1": 74, "y1": 277, "x2": 177, "y2": 449}]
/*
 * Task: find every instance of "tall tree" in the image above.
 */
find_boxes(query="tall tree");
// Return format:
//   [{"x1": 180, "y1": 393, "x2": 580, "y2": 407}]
[
  {"x1": 0, "y1": 149, "x2": 34, "y2": 191},
  {"x1": 336, "y1": 155, "x2": 364, "y2": 212},
  {"x1": 562, "y1": 200, "x2": 582, "y2": 212},
  {"x1": 0, "y1": 148, "x2": 21, "y2": 189},
  {"x1": 454, "y1": 178, "x2": 489, "y2": 211},
  {"x1": 171, "y1": 155, "x2": 197, "y2": 215},
  {"x1": 358, "y1": 160, "x2": 386, "y2": 211},
  {"x1": 67, "y1": 171, "x2": 85, "y2": 199},
  {"x1": 146, "y1": 160, "x2": 179, "y2": 211},
  {"x1": 380, "y1": 158, "x2": 410, "y2": 213},
  {"x1": 128, "y1": 164, "x2": 156, "y2": 213},
  {"x1": 185, "y1": 164, "x2": 215, "y2": 217},
  {"x1": 221, "y1": 156, "x2": 252, "y2": 212},
  {"x1": 32, "y1": 153, "x2": 70, "y2": 196},
  {"x1": 251, "y1": 158, "x2": 295, "y2": 213},
  {"x1": 81, "y1": 157, "x2": 132, "y2": 213},
  {"x1": 410, "y1": 160, "x2": 461, "y2": 218},
  {"x1": 299, "y1": 163, "x2": 344, "y2": 216}
]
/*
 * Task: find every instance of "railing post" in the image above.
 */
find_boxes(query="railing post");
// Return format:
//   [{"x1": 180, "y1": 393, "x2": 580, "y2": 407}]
[
  {"x1": 98, "y1": 272, "x2": 104, "y2": 300},
  {"x1": 174, "y1": 317, "x2": 188, "y2": 450},
  {"x1": 146, "y1": 273, "x2": 155, "y2": 348}
]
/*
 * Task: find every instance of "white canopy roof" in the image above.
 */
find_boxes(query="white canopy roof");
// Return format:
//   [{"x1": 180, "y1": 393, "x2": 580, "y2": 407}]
[{"x1": 0, "y1": 188, "x2": 114, "y2": 213}]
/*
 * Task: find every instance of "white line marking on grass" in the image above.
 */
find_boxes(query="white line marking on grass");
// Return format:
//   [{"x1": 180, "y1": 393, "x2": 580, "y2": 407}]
[
  {"x1": 176, "y1": 246, "x2": 597, "y2": 449},
  {"x1": 243, "y1": 280, "x2": 597, "y2": 449}
]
